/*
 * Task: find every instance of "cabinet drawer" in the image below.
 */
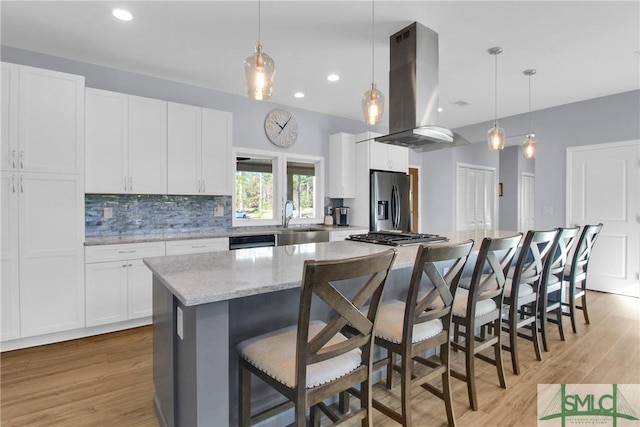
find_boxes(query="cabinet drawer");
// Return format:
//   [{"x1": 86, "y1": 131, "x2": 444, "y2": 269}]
[
  {"x1": 165, "y1": 238, "x2": 228, "y2": 255},
  {"x1": 330, "y1": 229, "x2": 368, "y2": 242},
  {"x1": 85, "y1": 241, "x2": 166, "y2": 263}
]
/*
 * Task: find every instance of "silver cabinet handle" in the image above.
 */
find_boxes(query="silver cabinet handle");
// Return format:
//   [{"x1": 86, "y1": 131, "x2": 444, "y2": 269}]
[
  {"x1": 124, "y1": 176, "x2": 128, "y2": 191},
  {"x1": 11, "y1": 150, "x2": 16, "y2": 168},
  {"x1": 19, "y1": 151, "x2": 24, "y2": 169},
  {"x1": 20, "y1": 175, "x2": 24, "y2": 193},
  {"x1": 129, "y1": 177, "x2": 133, "y2": 192},
  {"x1": 118, "y1": 249, "x2": 137, "y2": 254},
  {"x1": 202, "y1": 180, "x2": 205, "y2": 193},
  {"x1": 197, "y1": 180, "x2": 201, "y2": 193},
  {"x1": 191, "y1": 244, "x2": 206, "y2": 249},
  {"x1": 128, "y1": 263, "x2": 133, "y2": 267},
  {"x1": 11, "y1": 175, "x2": 16, "y2": 193},
  {"x1": 122, "y1": 264, "x2": 127, "y2": 268}
]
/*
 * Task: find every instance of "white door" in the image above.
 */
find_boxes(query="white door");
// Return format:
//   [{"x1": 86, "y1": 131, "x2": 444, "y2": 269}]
[
  {"x1": 1, "y1": 172, "x2": 21, "y2": 341},
  {"x1": 1, "y1": 62, "x2": 19, "y2": 172},
  {"x1": 202, "y1": 108, "x2": 232, "y2": 195},
  {"x1": 520, "y1": 173, "x2": 535, "y2": 231},
  {"x1": 19, "y1": 66, "x2": 84, "y2": 174},
  {"x1": 85, "y1": 261, "x2": 128, "y2": 327},
  {"x1": 127, "y1": 259, "x2": 153, "y2": 319},
  {"x1": 128, "y1": 95, "x2": 167, "y2": 194},
  {"x1": 85, "y1": 88, "x2": 129, "y2": 193},
  {"x1": 19, "y1": 173, "x2": 85, "y2": 337},
  {"x1": 567, "y1": 140, "x2": 640, "y2": 297},
  {"x1": 457, "y1": 164, "x2": 496, "y2": 232},
  {"x1": 168, "y1": 102, "x2": 201, "y2": 195}
]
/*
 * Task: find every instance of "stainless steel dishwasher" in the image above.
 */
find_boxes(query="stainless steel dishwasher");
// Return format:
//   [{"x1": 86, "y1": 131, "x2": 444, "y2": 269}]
[{"x1": 228, "y1": 234, "x2": 276, "y2": 250}]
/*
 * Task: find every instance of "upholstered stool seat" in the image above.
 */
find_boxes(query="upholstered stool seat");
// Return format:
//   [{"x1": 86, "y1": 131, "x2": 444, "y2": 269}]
[
  {"x1": 375, "y1": 300, "x2": 443, "y2": 344},
  {"x1": 238, "y1": 321, "x2": 362, "y2": 389}
]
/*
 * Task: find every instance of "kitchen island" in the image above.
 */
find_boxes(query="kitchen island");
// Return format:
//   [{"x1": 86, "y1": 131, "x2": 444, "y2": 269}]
[{"x1": 144, "y1": 230, "x2": 519, "y2": 427}]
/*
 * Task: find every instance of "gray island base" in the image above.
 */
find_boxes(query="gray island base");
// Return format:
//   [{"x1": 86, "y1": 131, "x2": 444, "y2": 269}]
[{"x1": 145, "y1": 232, "x2": 518, "y2": 426}]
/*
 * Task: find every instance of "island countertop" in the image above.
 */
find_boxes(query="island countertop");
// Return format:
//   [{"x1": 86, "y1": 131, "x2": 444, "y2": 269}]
[{"x1": 143, "y1": 230, "x2": 520, "y2": 307}]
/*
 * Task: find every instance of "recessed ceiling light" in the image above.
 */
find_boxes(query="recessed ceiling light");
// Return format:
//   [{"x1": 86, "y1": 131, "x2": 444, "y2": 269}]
[
  {"x1": 294, "y1": 92, "x2": 305, "y2": 99},
  {"x1": 437, "y1": 107, "x2": 444, "y2": 113},
  {"x1": 112, "y1": 9, "x2": 133, "y2": 21},
  {"x1": 327, "y1": 74, "x2": 340, "y2": 82}
]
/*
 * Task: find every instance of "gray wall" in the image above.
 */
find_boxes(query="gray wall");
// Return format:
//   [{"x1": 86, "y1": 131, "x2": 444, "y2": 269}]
[{"x1": 420, "y1": 90, "x2": 639, "y2": 232}]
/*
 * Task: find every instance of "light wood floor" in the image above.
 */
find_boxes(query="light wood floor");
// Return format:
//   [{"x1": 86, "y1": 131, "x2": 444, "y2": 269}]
[{"x1": 2, "y1": 291, "x2": 638, "y2": 427}]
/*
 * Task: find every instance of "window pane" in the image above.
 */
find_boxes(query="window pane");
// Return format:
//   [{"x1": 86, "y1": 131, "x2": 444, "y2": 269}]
[
  {"x1": 287, "y1": 161, "x2": 315, "y2": 219},
  {"x1": 236, "y1": 158, "x2": 274, "y2": 220}
]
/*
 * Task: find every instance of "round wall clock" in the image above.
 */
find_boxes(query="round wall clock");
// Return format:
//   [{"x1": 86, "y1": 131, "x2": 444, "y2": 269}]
[{"x1": 264, "y1": 109, "x2": 298, "y2": 148}]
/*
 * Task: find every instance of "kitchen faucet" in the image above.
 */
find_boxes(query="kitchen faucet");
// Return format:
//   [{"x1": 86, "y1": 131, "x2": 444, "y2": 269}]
[{"x1": 283, "y1": 200, "x2": 294, "y2": 228}]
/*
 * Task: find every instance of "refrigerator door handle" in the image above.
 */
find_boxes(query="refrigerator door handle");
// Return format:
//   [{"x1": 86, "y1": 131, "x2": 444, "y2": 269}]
[{"x1": 391, "y1": 184, "x2": 399, "y2": 229}]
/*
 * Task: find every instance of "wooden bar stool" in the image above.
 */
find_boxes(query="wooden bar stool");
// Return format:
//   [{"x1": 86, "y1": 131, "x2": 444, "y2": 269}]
[
  {"x1": 501, "y1": 229, "x2": 558, "y2": 375},
  {"x1": 449, "y1": 234, "x2": 522, "y2": 411},
  {"x1": 539, "y1": 226, "x2": 579, "y2": 351},
  {"x1": 371, "y1": 240, "x2": 474, "y2": 427},
  {"x1": 237, "y1": 249, "x2": 397, "y2": 427},
  {"x1": 562, "y1": 223, "x2": 603, "y2": 333}
]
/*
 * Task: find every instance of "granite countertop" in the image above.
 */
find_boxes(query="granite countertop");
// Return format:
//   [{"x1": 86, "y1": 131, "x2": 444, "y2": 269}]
[
  {"x1": 144, "y1": 240, "x2": 416, "y2": 306},
  {"x1": 143, "y1": 230, "x2": 522, "y2": 307},
  {"x1": 84, "y1": 224, "x2": 369, "y2": 246}
]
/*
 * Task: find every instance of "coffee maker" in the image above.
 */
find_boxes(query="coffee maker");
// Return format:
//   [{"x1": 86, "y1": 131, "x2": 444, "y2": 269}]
[{"x1": 333, "y1": 207, "x2": 350, "y2": 226}]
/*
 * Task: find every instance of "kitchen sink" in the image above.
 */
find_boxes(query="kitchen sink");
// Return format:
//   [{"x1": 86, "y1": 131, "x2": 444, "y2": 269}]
[{"x1": 276, "y1": 228, "x2": 329, "y2": 246}]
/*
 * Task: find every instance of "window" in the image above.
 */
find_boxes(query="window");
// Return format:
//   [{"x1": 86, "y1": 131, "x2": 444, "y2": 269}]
[{"x1": 233, "y1": 149, "x2": 323, "y2": 226}]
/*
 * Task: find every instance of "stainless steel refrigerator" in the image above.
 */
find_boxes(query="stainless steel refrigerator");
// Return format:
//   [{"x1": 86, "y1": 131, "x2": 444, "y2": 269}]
[{"x1": 370, "y1": 170, "x2": 411, "y2": 232}]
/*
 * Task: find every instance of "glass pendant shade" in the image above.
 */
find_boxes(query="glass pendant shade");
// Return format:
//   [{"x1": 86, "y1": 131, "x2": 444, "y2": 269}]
[
  {"x1": 244, "y1": 43, "x2": 275, "y2": 100},
  {"x1": 487, "y1": 123, "x2": 505, "y2": 151},
  {"x1": 362, "y1": 83, "x2": 384, "y2": 125},
  {"x1": 522, "y1": 134, "x2": 536, "y2": 159}
]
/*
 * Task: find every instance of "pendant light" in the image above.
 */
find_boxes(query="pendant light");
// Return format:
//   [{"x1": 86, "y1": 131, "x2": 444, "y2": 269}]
[
  {"x1": 361, "y1": 0, "x2": 384, "y2": 125},
  {"x1": 522, "y1": 69, "x2": 537, "y2": 159},
  {"x1": 244, "y1": 0, "x2": 275, "y2": 100},
  {"x1": 487, "y1": 47, "x2": 505, "y2": 151}
]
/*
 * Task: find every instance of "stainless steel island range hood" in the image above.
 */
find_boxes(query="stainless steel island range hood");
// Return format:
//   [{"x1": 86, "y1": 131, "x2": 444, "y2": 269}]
[{"x1": 374, "y1": 22, "x2": 469, "y2": 152}]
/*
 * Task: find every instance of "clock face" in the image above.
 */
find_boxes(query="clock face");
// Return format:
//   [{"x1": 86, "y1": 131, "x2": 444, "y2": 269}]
[{"x1": 264, "y1": 109, "x2": 298, "y2": 148}]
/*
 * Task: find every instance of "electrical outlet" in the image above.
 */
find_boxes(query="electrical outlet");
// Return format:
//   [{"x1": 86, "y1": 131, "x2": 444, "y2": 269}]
[
  {"x1": 176, "y1": 306, "x2": 184, "y2": 340},
  {"x1": 214, "y1": 206, "x2": 224, "y2": 217},
  {"x1": 103, "y1": 207, "x2": 113, "y2": 219}
]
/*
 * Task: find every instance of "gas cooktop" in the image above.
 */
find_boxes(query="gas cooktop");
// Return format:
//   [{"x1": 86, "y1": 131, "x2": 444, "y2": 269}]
[{"x1": 346, "y1": 231, "x2": 448, "y2": 247}]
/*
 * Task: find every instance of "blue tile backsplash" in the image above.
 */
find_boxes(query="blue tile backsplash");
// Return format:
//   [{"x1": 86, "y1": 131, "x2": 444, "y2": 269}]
[{"x1": 85, "y1": 194, "x2": 232, "y2": 237}]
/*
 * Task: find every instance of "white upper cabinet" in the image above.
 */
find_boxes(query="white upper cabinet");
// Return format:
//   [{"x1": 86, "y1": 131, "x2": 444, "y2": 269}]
[
  {"x1": 85, "y1": 88, "x2": 167, "y2": 194},
  {"x1": 2, "y1": 63, "x2": 84, "y2": 174},
  {"x1": 128, "y1": 95, "x2": 167, "y2": 194},
  {"x1": 168, "y1": 102, "x2": 232, "y2": 196},
  {"x1": 1, "y1": 63, "x2": 19, "y2": 172},
  {"x1": 85, "y1": 89, "x2": 128, "y2": 192},
  {"x1": 369, "y1": 140, "x2": 409, "y2": 173},
  {"x1": 329, "y1": 133, "x2": 356, "y2": 198}
]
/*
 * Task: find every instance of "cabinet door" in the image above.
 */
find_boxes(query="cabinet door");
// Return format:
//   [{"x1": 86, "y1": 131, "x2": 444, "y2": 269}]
[
  {"x1": 386, "y1": 144, "x2": 409, "y2": 173},
  {"x1": 19, "y1": 66, "x2": 84, "y2": 174},
  {"x1": 85, "y1": 88, "x2": 129, "y2": 193},
  {"x1": 201, "y1": 109, "x2": 232, "y2": 195},
  {"x1": 19, "y1": 173, "x2": 85, "y2": 337},
  {"x1": 127, "y1": 259, "x2": 153, "y2": 319},
  {"x1": 128, "y1": 95, "x2": 167, "y2": 194},
  {"x1": 1, "y1": 172, "x2": 20, "y2": 341},
  {"x1": 85, "y1": 261, "x2": 128, "y2": 327},
  {"x1": 168, "y1": 102, "x2": 201, "y2": 195},
  {"x1": 369, "y1": 141, "x2": 390, "y2": 171},
  {"x1": 1, "y1": 62, "x2": 19, "y2": 172},
  {"x1": 329, "y1": 133, "x2": 356, "y2": 198}
]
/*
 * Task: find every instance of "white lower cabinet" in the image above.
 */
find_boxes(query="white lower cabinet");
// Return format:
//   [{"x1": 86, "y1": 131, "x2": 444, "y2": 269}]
[
  {"x1": 329, "y1": 228, "x2": 368, "y2": 242},
  {"x1": 85, "y1": 242, "x2": 164, "y2": 327},
  {"x1": 165, "y1": 237, "x2": 229, "y2": 255}
]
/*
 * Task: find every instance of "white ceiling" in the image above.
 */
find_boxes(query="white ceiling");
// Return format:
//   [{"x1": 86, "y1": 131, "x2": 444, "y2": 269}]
[{"x1": 2, "y1": 1, "x2": 639, "y2": 129}]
